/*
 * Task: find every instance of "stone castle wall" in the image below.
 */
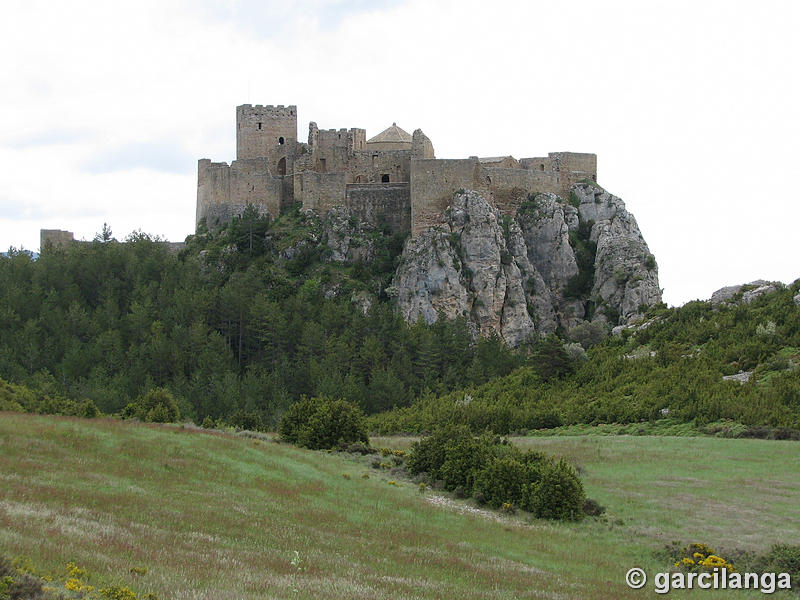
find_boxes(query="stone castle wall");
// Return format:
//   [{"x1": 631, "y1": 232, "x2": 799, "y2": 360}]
[
  {"x1": 298, "y1": 171, "x2": 346, "y2": 213},
  {"x1": 346, "y1": 183, "x2": 411, "y2": 234},
  {"x1": 410, "y1": 158, "x2": 479, "y2": 234},
  {"x1": 40, "y1": 229, "x2": 75, "y2": 248},
  {"x1": 197, "y1": 158, "x2": 282, "y2": 230},
  {"x1": 198, "y1": 104, "x2": 597, "y2": 237}
]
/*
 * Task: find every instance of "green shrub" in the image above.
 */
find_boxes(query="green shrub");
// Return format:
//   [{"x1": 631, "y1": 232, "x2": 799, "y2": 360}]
[
  {"x1": 473, "y1": 456, "x2": 531, "y2": 509},
  {"x1": 278, "y1": 396, "x2": 368, "y2": 450},
  {"x1": 529, "y1": 459, "x2": 585, "y2": 521},
  {"x1": 227, "y1": 409, "x2": 265, "y2": 431},
  {"x1": 0, "y1": 378, "x2": 29, "y2": 412},
  {"x1": 408, "y1": 429, "x2": 582, "y2": 520},
  {"x1": 406, "y1": 425, "x2": 473, "y2": 480},
  {"x1": 756, "y1": 544, "x2": 800, "y2": 582},
  {"x1": 124, "y1": 388, "x2": 180, "y2": 423},
  {"x1": 438, "y1": 434, "x2": 493, "y2": 493}
]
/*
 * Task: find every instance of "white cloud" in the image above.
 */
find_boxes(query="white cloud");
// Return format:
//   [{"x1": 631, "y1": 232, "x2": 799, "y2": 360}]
[{"x1": 1, "y1": 0, "x2": 798, "y2": 305}]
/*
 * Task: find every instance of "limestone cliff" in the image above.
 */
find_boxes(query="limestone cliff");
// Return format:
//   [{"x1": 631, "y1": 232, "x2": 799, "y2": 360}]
[{"x1": 391, "y1": 185, "x2": 661, "y2": 346}]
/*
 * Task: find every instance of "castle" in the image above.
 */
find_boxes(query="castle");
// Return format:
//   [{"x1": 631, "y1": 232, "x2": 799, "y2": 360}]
[{"x1": 197, "y1": 104, "x2": 597, "y2": 236}]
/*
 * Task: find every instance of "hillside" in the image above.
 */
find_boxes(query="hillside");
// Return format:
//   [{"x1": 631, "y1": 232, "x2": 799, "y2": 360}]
[
  {"x1": 371, "y1": 279, "x2": 800, "y2": 434},
  {"x1": 1, "y1": 189, "x2": 797, "y2": 434},
  {"x1": 2, "y1": 414, "x2": 798, "y2": 598}
]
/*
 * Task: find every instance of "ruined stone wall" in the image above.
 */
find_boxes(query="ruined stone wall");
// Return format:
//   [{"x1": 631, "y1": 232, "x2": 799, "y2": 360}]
[
  {"x1": 348, "y1": 150, "x2": 411, "y2": 184},
  {"x1": 480, "y1": 156, "x2": 519, "y2": 169},
  {"x1": 346, "y1": 183, "x2": 411, "y2": 234},
  {"x1": 550, "y1": 152, "x2": 597, "y2": 199},
  {"x1": 40, "y1": 229, "x2": 74, "y2": 249},
  {"x1": 197, "y1": 158, "x2": 283, "y2": 230},
  {"x1": 519, "y1": 156, "x2": 553, "y2": 172},
  {"x1": 409, "y1": 158, "x2": 568, "y2": 235},
  {"x1": 412, "y1": 130, "x2": 435, "y2": 159},
  {"x1": 410, "y1": 158, "x2": 480, "y2": 235},
  {"x1": 299, "y1": 171, "x2": 346, "y2": 213},
  {"x1": 236, "y1": 105, "x2": 297, "y2": 161},
  {"x1": 311, "y1": 128, "x2": 366, "y2": 172},
  {"x1": 485, "y1": 168, "x2": 558, "y2": 214}
]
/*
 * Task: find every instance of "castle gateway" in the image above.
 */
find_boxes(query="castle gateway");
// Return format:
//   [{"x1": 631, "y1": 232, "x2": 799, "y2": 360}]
[{"x1": 197, "y1": 104, "x2": 597, "y2": 236}]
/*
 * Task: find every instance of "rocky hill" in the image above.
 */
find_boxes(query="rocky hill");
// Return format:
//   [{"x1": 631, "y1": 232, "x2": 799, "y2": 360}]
[{"x1": 387, "y1": 184, "x2": 661, "y2": 346}]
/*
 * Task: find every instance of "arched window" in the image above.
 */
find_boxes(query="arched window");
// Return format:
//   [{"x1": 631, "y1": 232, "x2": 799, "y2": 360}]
[
  {"x1": 381, "y1": 174, "x2": 390, "y2": 183},
  {"x1": 278, "y1": 137, "x2": 285, "y2": 145},
  {"x1": 277, "y1": 157, "x2": 286, "y2": 176}
]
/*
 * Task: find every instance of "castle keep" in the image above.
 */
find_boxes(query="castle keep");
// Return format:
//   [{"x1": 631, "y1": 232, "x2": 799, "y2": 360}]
[{"x1": 197, "y1": 104, "x2": 597, "y2": 236}]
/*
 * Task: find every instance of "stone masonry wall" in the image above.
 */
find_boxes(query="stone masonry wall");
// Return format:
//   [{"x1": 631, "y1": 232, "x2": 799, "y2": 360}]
[
  {"x1": 40, "y1": 229, "x2": 74, "y2": 248},
  {"x1": 197, "y1": 158, "x2": 283, "y2": 230},
  {"x1": 299, "y1": 171, "x2": 346, "y2": 213},
  {"x1": 549, "y1": 152, "x2": 597, "y2": 200},
  {"x1": 484, "y1": 167, "x2": 558, "y2": 214},
  {"x1": 346, "y1": 183, "x2": 411, "y2": 234},
  {"x1": 410, "y1": 158, "x2": 480, "y2": 235}
]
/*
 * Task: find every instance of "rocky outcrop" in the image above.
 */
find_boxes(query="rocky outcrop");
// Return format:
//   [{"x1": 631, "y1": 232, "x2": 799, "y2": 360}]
[
  {"x1": 392, "y1": 186, "x2": 661, "y2": 346},
  {"x1": 320, "y1": 207, "x2": 375, "y2": 263},
  {"x1": 710, "y1": 280, "x2": 782, "y2": 306},
  {"x1": 571, "y1": 183, "x2": 662, "y2": 324}
]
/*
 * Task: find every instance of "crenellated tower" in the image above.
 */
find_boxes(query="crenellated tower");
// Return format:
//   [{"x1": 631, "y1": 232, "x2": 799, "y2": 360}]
[{"x1": 236, "y1": 104, "x2": 297, "y2": 176}]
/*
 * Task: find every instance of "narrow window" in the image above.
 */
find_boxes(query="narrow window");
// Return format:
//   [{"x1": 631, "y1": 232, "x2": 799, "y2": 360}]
[
  {"x1": 320, "y1": 158, "x2": 327, "y2": 172},
  {"x1": 257, "y1": 122, "x2": 262, "y2": 130},
  {"x1": 540, "y1": 164, "x2": 545, "y2": 171},
  {"x1": 381, "y1": 174, "x2": 390, "y2": 183},
  {"x1": 279, "y1": 136, "x2": 285, "y2": 145}
]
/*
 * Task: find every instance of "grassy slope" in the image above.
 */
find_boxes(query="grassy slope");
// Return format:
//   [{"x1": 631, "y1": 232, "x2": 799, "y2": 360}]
[
  {"x1": 2, "y1": 415, "x2": 798, "y2": 599},
  {"x1": 376, "y1": 434, "x2": 800, "y2": 552}
]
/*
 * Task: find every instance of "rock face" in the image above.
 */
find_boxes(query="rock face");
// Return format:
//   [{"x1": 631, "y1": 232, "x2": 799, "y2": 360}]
[
  {"x1": 571, "y1": 183, "x2": 662, "y2": 325},
  {"x1": 392, "y1": 185, "x2": 661, "y2": 346},
  {"x1": 321, "y1": 207, "x2": 375, "y2": 263}
]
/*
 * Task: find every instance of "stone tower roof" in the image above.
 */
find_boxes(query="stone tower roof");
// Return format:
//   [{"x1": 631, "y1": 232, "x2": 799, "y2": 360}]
[{"x1": 367, "y1": 123, "x2": 412, "y2": 144}]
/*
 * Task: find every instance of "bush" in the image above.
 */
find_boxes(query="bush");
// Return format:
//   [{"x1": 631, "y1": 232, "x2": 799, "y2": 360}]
[
  {"x1": 583, "y1": 498, "x2": 606, "y2": 517},
  {"x1": 529, "y1": 459, "x2": 585, "y2": 521},
  {"x1": 438, "y1": 434, "x2": 493, "y2": 493},
  {"x1": 756, "y1": 544, "x2": 800, "y2": 582},
  {"x1": 124, "y1": 388, "x2": 180, "y2": 423},
  {"x1": 672, "y1": 543, "x2": 735, "y2": 572},
  {"x1": 473, "y1": 456, "x2": 531, "y2": 509},
  {"x1": 227, "y1": 409, "x2": 265, "y2": 431},
  {"x1": 408, "y1": 428, "x2": 583, "y2": 520},
  {"x1": 569, "y1": 321, "x2": 609, "y2": 349},
  {"x1": 406, "y1": 425, "x2": 473, "y2": 480},
  {"x1": 278, "y1": 396, "x2": 369, "y2": 450}
]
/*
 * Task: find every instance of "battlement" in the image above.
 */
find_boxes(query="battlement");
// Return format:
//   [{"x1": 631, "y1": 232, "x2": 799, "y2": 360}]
[{"x1": 237, "y1": 104, "x2": 297, "y2": 115}]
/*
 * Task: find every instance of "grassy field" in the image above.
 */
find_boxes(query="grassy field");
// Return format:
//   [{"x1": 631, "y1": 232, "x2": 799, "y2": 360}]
[{"x1": 2, "y1": 414, "x2": 798, "y2": 599}]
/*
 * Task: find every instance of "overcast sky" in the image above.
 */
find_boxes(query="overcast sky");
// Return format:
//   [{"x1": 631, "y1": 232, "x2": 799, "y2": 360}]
[{"x1": 1, "y1": 0, "x2": 798, "y2": 306}]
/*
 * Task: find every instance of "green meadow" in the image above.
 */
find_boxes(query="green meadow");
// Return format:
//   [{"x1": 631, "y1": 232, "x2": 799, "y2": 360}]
[{"x1": 2, "y1": 413, "x2": 799, "y2": 598}]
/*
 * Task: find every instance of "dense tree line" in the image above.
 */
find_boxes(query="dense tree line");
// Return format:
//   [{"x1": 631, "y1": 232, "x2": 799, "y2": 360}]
[
  {"x1": 0, "y1": 209, "x2": 529, "y2": 428},
  {"x1": 3, "y1": 207, "x2": 797, "y2": 433}
]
